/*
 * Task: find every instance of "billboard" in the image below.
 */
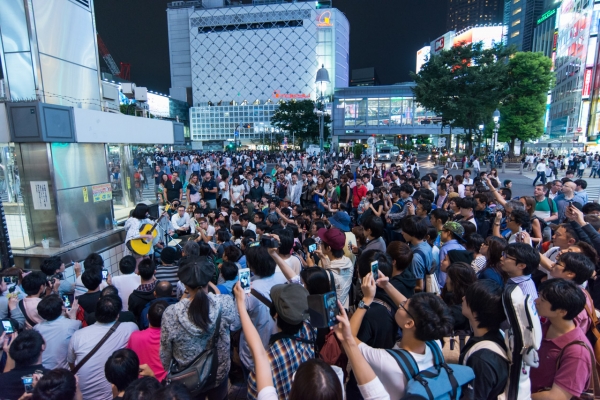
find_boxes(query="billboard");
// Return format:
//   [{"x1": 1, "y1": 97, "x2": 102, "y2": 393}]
[
  {"x1": 416, "y1": 46, "x2": 430, "y2": 72},
  {"x1": 431, "y1": 31, "x2": 454, "y2": 55},
  {"x1": 453, "y1": 26, "x2": 504, "y2": 49}
]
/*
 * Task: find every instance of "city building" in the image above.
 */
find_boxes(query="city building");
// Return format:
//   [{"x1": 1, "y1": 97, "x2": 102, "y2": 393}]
[
  {"x1": 532, "y1": 6, "x2": 560, "y2": 58},
  {"x1": 548, "y1": 0, "x2": 595, "y2": 148},
  {"x1": 166, "y1": 0, "x2": 350, "y2": 149},
  {"x1": 350, "y1": 68, "x2": 380, "y2": 86},
  {"x1": 447, "y1": 0, "x2": 504, "y2": 31},
  {"x1": 331, "y1": 84, "x2": 451, "y2": 150},
  {"x1": 504, "y1": 0, "x2": 545, "y2": 51}
]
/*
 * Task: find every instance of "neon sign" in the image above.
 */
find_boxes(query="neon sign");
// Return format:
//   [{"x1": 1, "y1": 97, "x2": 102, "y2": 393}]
[
  {"x1": 537, "y1": 8, "x2": 556, "y2": 25},
  {"x1": 273, "y1": 90, "x2": 311, "y2": 99},
  {"x1": 317, "y1": 11, "x2": 332, "y2": 27}
]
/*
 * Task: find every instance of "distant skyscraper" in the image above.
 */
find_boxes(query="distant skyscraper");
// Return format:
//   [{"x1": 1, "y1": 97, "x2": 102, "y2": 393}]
[
  {"x1": 447, "y1": 0, "x2": 504, "y2": 31},
  {"x1": 505, "y1": 0, "x2": 545, "y2": 51}
]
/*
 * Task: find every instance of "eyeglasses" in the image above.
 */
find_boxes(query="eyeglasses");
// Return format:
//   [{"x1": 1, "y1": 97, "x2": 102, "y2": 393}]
[
  {"x1": 502, "y1": 252, "x2": 517, "y2": 262},
  {"x1": 399, "y1": 300, "x2": 414, "y2": 320}
]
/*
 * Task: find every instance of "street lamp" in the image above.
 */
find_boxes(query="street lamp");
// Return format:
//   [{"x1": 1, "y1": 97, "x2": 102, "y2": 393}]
[
  {"x1": 315, "y1": 64, "x2": 330, "y2": 169},
  {"x1": 492, "y1": 109, "x2": 500, "y2": 160}
]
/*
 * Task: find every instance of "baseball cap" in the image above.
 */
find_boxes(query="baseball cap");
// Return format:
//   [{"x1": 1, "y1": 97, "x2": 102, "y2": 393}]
[
  {"x1": 317, "y1": 227, "x2": 346, "y2": 250},
  {"x1": 442, "y1": 221, "x2": 465, "y2": 242},
  {"x1": 178, "y1": 257, "x2": 214, "y2": 288},
  {"x1": 270, "y1": 284, "x2": 310, "y2": 325}
]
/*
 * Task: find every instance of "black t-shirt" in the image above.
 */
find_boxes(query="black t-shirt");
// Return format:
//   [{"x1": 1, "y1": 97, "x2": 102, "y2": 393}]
[
  {"x1": 460, "y1": 331, "x2": 509, "y2": 400},
  {"x1": 339, "y1": 183, "x2": 349, "y2": 202},
  {"x1": 202, "y1": 179, "x2": 217, "y2": 200},
  {"x1": 164, "y1": 180, "x2": 183, "y2": 201},
  {"x1": 85, "y1": 310, "x2": 137, "y2": 326},
  {"x1": 372, "y1": 200, "x2": 384, "y2": 213},
  {"x1": 0, "y1": 364, "x2": 49, "y2": 400},
  {"x1": 356, "y1": 291, "x2": 397, "y2": 349},
  {"x1": 76, "y1": 291, "x2": 102, "y2": 314},
  {"x1": 390, "y1": 269, "x2": 416, "y2": 299}
]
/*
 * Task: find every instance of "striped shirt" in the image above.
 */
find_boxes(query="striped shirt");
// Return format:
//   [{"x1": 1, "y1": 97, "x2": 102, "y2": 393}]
[
  {"x1": 509, "y1": 275, "x2": 538, "y2": 300},
  {"x1": 154, "y1": 264, "x2": 179, "y2": 288}
]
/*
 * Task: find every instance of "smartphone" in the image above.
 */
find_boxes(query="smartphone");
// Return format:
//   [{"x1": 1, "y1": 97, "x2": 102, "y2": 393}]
[
  {"x1": 62, "y1": 295, "x2": 71, "y2": 311},
  {"x1": 238, "y1": 268, "x2": 251, "y2": 293},
  {"x1": 307, "y1": 291, "x2": 339, "y2": 328},
  {"x1": 308, "y1": 243, "x2": 317, "y2": 253},
  {"x1": 22, "y1": 375, "x2": 34, "y2": 393},
  {"x1": 371, "y1": 260, "x2": 379, "y2": 281},
  {"x1": 323, "y1": 291, "x2": 339, "y2": 327},
  {"x1": 1, "y1": 319, "x2": 14, "y2": 334},
  {"x1": 2, "y1": 276, "x2": 17, "y2": 284},
  {"x1": 102, "y1": 269, "x2": 108, "y2": 280}
]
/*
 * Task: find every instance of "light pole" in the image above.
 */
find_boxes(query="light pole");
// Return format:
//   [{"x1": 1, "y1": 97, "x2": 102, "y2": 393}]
[
  {"x1": 493, "y1": 109, "x2": 500, "y2": 165},
  {"x1": 315, "y1": 64, "x2": 330, "y2": 170}
]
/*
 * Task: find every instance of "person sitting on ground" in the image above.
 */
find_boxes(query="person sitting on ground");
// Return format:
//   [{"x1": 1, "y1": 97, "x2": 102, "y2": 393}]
[
  {"x1": 0, "y1": 330, "x2": 49, "y2": 400},
  {"x1": 67, "y1": 295, "x2": 138, "y2": 400},
  {"x1": 76, "y1": 269, "x2": 103, "y2": 315},
  {"x1": 128, "y1": 259, "x2": 159, "y2": 323},
  {"x1": 104, "y1": 349, "x2": 142, "y2": 400},
  {"x1": 85, "y1": 286, "x2": 138, "y2": 326},
  {"x1": 127, "y1": 301, "x2": 169, "y2": 381},
  {"x1": 154, "y1": 247, "x2": 180, "y2": 288},
  {"x1": 138, "y1": 281, "x2": 177, "y2": 330},
  {"x1": 216, "y1": 261, "x2": 238, "y2": 296},
  {"x1": 34, "y1": 294, "x2": 81, "y2": 369},
  {"x1": 40, "y1": 256, "x2": 76, "y2": 297},
  {"x1": 31, "y1": 369, "x2": 82, "y2": 400},
  {"x1": 20, "y1": 271, "x2": 53, "y2": 328},
  {"x1": 110, "y1": 255, "x2": 140, "y2": 312}
]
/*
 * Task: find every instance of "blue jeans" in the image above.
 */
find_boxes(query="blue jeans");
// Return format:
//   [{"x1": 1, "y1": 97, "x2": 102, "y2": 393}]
[{"x1": 533, "y1": 171, "x2": 546, "y2": 185}]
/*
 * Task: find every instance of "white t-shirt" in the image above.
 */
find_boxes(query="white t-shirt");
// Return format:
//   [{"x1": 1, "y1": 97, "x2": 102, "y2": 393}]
[
  {"x1": 282, "y1": 255, "x2": 302, "y2": 276},
  {"x1": 219, "y1": 181, "x2": 230, "y2": 200},
  {"x1": 110, "y1": 273, "x2": 141, "y2": 311},
  {"x1": 358, "y1": 341, "x2": 439, "y2": 400}
]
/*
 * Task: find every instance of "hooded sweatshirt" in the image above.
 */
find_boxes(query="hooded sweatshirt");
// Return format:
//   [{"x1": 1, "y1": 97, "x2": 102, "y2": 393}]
[
  {"x1": 323, "y1": 256, "x2": 354, "y2": 309},
  {"x1": 129, "y1": 286, "x2": 158, "y2": 322},
  {"x1": 159, "y1": 294, "x2": 241, "y2": 387}
]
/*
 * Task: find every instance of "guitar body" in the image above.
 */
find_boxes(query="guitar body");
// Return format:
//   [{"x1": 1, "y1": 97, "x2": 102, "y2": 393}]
[{"x1": 128, "y1": 223, "x2": 158, "y2": 255}]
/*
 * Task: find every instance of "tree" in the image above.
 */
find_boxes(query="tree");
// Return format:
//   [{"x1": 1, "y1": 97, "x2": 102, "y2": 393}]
[
  {"x1": 411, "y1": 42, "x2": 514, "y2": 153},
  {"x1": 270, "y1": 99, "x2": 331, "y2": 148},
  {"x1": 498, "y1": 52, "x2": 554, "y2": 155}
]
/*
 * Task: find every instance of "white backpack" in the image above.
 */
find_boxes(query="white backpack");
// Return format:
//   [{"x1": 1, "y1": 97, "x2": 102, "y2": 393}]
[{"x1": 502, "y1": 284, "x2": 542, "y2": 400}]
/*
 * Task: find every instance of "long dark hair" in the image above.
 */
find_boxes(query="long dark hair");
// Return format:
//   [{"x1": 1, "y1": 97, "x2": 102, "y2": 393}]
[
  {"x1": 131, "y1": 204, "x2": 150, "y2": 220},
  {"x1": 178, "y1": 257, "x2": 212, "y2": 331},
  {"x1": 443, "y1": 262, "x2": 477, "y2": 305}
]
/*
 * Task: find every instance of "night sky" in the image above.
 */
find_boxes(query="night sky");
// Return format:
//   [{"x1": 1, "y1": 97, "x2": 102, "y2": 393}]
[{"x1": 93, "y1": 0, "x2": 448, "y2": 94}]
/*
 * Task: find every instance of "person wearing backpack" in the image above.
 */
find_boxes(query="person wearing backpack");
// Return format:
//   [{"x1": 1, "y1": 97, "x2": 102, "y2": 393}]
[
  {"x1": 530, "y1": 279, "x2": 593, "y2": 399},
  {"x1": 460, "y1": 279, "x2": 509, "y2": 400},
  {"x1": 533, "y1": 184, "x2": 558, "y2": 224},
  {"x1": 350, "y1": 272, "x2": 455, "y2": 400}
]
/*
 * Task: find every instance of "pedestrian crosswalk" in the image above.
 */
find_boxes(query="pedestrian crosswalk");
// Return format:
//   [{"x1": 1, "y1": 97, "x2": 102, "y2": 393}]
[{"x1": 521, "y1": 169, "x2": 600, "y2": 202}]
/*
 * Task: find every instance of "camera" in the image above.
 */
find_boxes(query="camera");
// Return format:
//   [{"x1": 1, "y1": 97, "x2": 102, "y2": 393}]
[
  {"x1": 260, "y1": 236, "x2": 279, "y2": 248},
  {"x1": 46, "y1": 274, "x2": 60, "y2": 286}
]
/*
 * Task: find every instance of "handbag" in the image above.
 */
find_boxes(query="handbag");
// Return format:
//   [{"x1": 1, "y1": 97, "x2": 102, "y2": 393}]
[
  {"x1": 441, "y1": 331, "x2": 471, "y2": 365},
  {"x1": 166, "y1": 310, "x2": 222, "y2": 395}
]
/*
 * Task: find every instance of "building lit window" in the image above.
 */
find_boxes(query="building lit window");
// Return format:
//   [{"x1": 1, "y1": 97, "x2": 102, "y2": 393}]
[
  {"x1": 511, "y1": 30, "x2": 520, "y2": 38},
  {"x1": 512, "y1": 7, "x2": 521, "y2": 15},
  {"x1": 512, "y1": 19, "x2": 520, "y2": 26},
  {"x1": 513, "y1": 0, "x2": 520, "y2": 3}
]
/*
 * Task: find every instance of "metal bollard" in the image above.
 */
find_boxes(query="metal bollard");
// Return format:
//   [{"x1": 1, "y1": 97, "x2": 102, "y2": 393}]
[
  {"x1": 519, "y1": 163, "x2": 523, "y2": 175},
  {"x1": 502, "y1": 162, "x2": 506, "y2": 173}
]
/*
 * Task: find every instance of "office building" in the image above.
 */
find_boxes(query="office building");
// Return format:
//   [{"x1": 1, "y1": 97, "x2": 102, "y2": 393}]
[
  {"x1": 167, "y1": 0, "x2": 350, "y2": 149},
  {"x1": 447, "y1": 0, "x2": 504, "y2": 31},
  {"x1": 532, "y1": 6, "x2": 559, "y2": 58},
  {"x1": 504, "y1": 0, "x2": 545, "y2": 51},
  {"x1": 350, "y1": 68, "x2": 380, "y2": 86}
]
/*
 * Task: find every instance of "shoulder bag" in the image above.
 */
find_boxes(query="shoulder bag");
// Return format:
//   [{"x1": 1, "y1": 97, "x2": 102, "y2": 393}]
[
  {"x1": 72, "y1": 321, "x2": 121, "y2": 374},
  {"x1": 166, "y1": 311, "x2": 222, "y2": 396}
]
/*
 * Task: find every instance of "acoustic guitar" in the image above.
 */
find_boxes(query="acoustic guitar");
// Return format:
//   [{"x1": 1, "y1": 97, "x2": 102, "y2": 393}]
[{"x1": 128, "y1": 204, "x2": 171, "y2": 256}]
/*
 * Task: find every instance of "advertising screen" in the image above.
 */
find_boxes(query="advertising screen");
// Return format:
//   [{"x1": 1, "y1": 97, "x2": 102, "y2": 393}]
[{"x1": 416, "y1": 46, "x2": 430, "y2": 72}]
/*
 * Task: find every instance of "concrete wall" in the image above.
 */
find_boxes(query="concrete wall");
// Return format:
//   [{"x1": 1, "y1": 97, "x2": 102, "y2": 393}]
[
  {"x1": 0, "y1": 105, "x2": 10, "y2": 142},
  {"x1": 73, "y1": 108, "x2": 175, "y2": 144}
]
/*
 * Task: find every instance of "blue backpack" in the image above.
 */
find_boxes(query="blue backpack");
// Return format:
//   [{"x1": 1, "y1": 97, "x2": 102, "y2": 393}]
[{"x1": 387, "y1": 341, "x2": 475, "y2": 400}]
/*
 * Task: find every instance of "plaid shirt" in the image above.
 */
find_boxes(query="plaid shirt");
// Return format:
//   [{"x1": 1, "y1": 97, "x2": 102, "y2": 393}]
[{"x1": 247, "y1": 321, "x2": 315, "y2": 400}]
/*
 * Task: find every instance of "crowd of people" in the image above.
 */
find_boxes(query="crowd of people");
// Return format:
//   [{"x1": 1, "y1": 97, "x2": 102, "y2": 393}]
[{"x1": 1, "y1": 150, "x2": 600, "y2": 400}]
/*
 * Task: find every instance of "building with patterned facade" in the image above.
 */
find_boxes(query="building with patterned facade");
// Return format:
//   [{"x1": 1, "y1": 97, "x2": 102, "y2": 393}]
[{"x1": 167, "y1": 0, "x2": 349, "y2": 150}]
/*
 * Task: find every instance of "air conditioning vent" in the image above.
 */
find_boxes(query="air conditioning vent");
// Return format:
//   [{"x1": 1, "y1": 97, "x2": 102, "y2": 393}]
[{"x1": 72, "y1": 0, "x2": 90, "y2": 9}]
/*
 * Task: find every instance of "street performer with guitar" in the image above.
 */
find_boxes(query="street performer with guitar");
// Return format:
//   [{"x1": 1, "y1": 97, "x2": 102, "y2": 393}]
[{"x1": 124, "y1": 203, "x2": 170, "y2": 258}]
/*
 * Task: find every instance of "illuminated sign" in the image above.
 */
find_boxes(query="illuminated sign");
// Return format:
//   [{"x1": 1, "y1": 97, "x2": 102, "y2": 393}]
[
  {"x1": 431, "y1": 31, "x2": 454, "y2": 54},
  {"x1": 317, "y1": 11, "x2": 332, "y2": 27},
  {"x1": 273, "y1": 90, "x2": 311, "y2": 99},
  {"x1": 416, "y1": 46, "x2": 430, "y2": 72},
  {"x1": 583, "y1": 68, "x2": 593, "y2": 97},
  {"x1": 537, "y1": 8, "x2": 556, "y2": 25},
  {"x1": 552, "y1": 29, "x2": 558, "y2": 51},
  {"x1": 453, "y1": 26, "x2": 503, "y2": 49}
]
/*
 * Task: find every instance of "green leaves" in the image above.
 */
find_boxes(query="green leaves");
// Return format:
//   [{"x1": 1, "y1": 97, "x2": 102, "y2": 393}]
[{"x1": 270, "y1": 99, "x2": 331, "y2": 147}]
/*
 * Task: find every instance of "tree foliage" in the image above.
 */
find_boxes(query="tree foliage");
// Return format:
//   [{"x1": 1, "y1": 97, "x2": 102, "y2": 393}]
[
  {"x1": 270, "y1": 99, "x2": 331, "y2": 148},
  {"x1": 411, "y1": 42, "x2": 513, "y2": 152},
  {"x1": 498, "y1": 52, "x2": 554, "y2": 154}
]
